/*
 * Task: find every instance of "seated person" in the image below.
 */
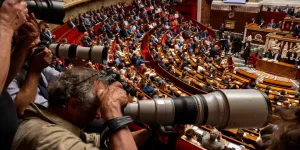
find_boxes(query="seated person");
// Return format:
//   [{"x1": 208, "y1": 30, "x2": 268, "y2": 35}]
[
  {"x1": 202, "y1": 83, "x2": 214, "y2": 93},
  {"x1": 182, "y1": 129, "x2": 200, "y2": 146},
  {"x1": 202, "y1": 129, "x2": 225, "y2": 150},
  {"x1": 81, "y1": 32, "x2": 93, "y2": 47},
  {"x1": 295, "y1": 10, "x2": 300, "y2": 18},
  {"x1": 273, "y1": 101, "x2": 298, "y2": 122},
  {"x1": 246, "y1": 81, "x2": 256, "y2": 89},
  {"x1": 272, "y1": 95, "x2": 280, "y2": 105},
  {"x1": 138, "y1": 92, "x2": 147, "y2": 100},
  {"x1": 265, "y1": 86, "x2": 271, "y2": 95},
  {"x1": 279, "y1": 90, "x2": 287, "y2": 101},
  {"x1": 143, "y1": 82, "x2": 154, "y2": 97},
  {"x1": 271, "y1": 50, "x2": 281, "y2": 62},
  {"x1": 267, "y1": 19, "x2": 276, "y2": 28}
]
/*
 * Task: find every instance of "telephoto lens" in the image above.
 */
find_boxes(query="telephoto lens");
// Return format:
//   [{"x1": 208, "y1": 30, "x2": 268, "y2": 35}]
[
  {"x1": 49, "y1": 44, "x2": 108, "y2": 64},
  {"x1": 26, "y1": 0, "x2": 65, "y2": 24},
  {"x1": 124, "y1": 89, "x2": 271, "y2": 129}
]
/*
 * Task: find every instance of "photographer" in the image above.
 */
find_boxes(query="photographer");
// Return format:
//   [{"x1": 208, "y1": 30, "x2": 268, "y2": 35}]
[{"x1": 11, "y1": 68, "x2": 139, "y2": 150}]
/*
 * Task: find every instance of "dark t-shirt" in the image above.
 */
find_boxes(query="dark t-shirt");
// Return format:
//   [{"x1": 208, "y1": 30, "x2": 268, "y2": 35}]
[{"x1": 0, "y1": 90, "x2": 18, "y2": 150}]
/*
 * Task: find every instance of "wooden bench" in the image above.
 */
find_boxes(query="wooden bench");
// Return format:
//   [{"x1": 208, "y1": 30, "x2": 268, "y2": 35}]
[
  {"x1": 256, "y1": 83, "x2": 296, "y2": 94},
  {"x1": 262, "y1": 78, "x2": 293, "y2": 89},
  {"x1": 235, "y1": 68, "x2": 258, "y2": 81}
]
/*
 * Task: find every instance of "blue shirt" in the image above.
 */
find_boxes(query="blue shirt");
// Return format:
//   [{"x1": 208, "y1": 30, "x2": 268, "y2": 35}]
[
  {"x1": 135, "y1": 57, "x2": 149, "y2": 66},
  {"x1": 7, "y1": 66, "x2": 62, "y2": 107},
  {"x1": 143, "y1": 84, "x2": 154, "y2": 96}
]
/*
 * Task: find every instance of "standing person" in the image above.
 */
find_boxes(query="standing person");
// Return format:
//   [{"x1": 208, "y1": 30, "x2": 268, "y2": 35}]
[
  {"x1": 219, "y1": 23, "x2": 225, "y2": 39},
  {"x1": 292, "y1": 24, "x2": 299, "y2": 37},
  {"x1": 243, "y1": 43, "x2": 251, "y2": 66},
  {"x1": 0, "y1": 1, "x2": 35, "y2": 149},
  {"x1": 233, "y1": 36, "x2": 242, "y2": 57}
]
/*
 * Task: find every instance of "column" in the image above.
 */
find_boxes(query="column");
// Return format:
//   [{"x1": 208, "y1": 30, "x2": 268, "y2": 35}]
[
  {"x1": 264, "y1": 37, "x2": 270, "y2": 53},
  {"x1": 200, "y1": 0, "x2": 213, "y2": 25},
  {"x1": 197, "y1": 0, "x2": 202, "y2": 23}
]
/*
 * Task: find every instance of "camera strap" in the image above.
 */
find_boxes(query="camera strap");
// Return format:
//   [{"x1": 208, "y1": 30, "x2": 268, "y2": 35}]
[{"x1": 99, "y1": 116, "x2": 133, "y2": 148}]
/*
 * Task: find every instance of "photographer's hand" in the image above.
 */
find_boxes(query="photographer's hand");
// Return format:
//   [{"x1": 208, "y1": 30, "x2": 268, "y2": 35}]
[
  {"x1": 97, "y1": 82, "x2": 128, "y2": 121},
  {"x1": 0, "y1": 0, "x2": 28, "y2": 33},
  {"x1": 30, "y1": 48, "x2": 53, "y2": 73},
  {"x1": 97, "y1": 82, "x2": 137, "y2": 150}
]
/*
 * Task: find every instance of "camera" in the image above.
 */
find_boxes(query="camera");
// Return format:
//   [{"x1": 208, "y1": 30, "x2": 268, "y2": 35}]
[
  {"x1": 0, "y1": 0, "x2": 65, "y2": 24},
  {"x1": 48, "y1": 43, "x2": 108, "y2": 64},
  {"x1": 124, "y1": 89, "x2": 272, "y2": 129},
  {"x1": 26, "y1": 0, "x2": 65, "y2": 24}
]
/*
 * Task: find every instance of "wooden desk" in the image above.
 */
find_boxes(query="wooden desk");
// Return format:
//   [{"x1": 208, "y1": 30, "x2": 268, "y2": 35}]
[
  {"x1": 236, "y1": 68, "x2": 258, "y2": 81},
  {"x1": 244, "y1": 23, "x2": 283, "y2": 45},
  {"x1": 256, "y1": 83, "x2": 296, "y2": 94},
  {"x1": 256, "y1": 59, "x2": 299, "y2": 79}
]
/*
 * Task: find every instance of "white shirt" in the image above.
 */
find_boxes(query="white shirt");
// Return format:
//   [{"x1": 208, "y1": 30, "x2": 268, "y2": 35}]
[
  {"x1": 274, "y1": 53, "x2": 279, "y2": 60},
  {"x1": 197, "y1": 66, "x2": 205, "y2": 73}
]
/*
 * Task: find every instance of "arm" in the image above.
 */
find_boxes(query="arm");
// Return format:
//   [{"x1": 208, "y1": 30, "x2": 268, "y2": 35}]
[
  {"x1": 4, "y1": 14, "x2": 40, "y2": 88},
  {"x1": 0, "y1": 27, "x2": 13, "y2": 92},
  {"x1": 0, "y1": 0, "x2": 27, "y2": 93},
  {"x1": 14, "y1": 69, "x2": 41, "y2": 115},
  {"x1": 98, "y1": 82, "x2": 137, "y2": 150}
]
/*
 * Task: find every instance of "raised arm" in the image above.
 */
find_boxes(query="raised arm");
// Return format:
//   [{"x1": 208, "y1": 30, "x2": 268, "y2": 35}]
[
  {"x1": 4, "y1": 13, "x2": 40, "y2": 88},
  {"x1": 98, "y1": 82, "x2": 137, "y2": 150},
  {"x1": 0, "y1": 0, "x2": 28, "y2": 92},
  {"x1": 14, "y1": 48, "x2": 52, "y2": 115}
]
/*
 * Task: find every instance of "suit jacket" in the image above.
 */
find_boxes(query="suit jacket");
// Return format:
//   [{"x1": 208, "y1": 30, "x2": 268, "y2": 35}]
[
  {"x1": 271, "y1": 53, "x2": 281, "y2": 61},
  {"x1": 296, "y1": 12, "x2": 300, "y2": 18},
  {"x1": 259, "y1": 21, "x2": 265, "y2": 28},
  {"x1": 286, "y1": 51, "x2": 297, "y2": 63},
  {"x1": 268, "y1": 23, "x2": 276, "y2": 28},
  {"x1": 210, "y1": 48, "x2": 219, "y2": 58},
  {"x1": 81, "y1": 38, "x2": 92, "y2": 47},
  {"x1": 276, "y1": 23, "x2": 282, "y2": 29},
  {"x1": 40, "y1": 32, "x2": 52, "y2": 43},
  {"x1": 243, "y1": 46, "x2": 251, "y2": 59},
  {"x1": 219, "y1": 26, "x2": 225, "y2": 33},
  {"x1": 67, "y1": 21, "x2": 75, "y2": 28},
  {"x1": 293, "y1": 26, "x2": 300, "y2": 37}
]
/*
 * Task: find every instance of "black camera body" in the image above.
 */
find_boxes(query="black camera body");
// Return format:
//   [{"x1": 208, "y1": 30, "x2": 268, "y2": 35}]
[{"x1": 34, "y1": 41, "x2": 50, "y2": 55}]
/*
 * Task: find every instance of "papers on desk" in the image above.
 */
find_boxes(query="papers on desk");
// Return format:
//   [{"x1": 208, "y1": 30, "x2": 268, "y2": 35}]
[
  {"x1": 262, "y1": 58, "x2": 268, "y2": 60},
  {"x1": 295, "y1": 100, "x2": 299, "y2": 103},
  {"x1": 227, "y1": 143, "x2": 243, "y2": 150}
]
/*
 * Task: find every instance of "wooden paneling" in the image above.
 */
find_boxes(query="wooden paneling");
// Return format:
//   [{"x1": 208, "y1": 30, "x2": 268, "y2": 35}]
[
  {"x1": 256, "y1": 59, "x2": 299, "y2": 80},
  {"x1": 210, "y1": 10, "x2": 258, "y2": 33}
]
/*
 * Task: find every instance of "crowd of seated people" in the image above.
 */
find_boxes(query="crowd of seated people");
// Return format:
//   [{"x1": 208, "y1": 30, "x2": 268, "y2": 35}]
[
  {"x1": 2, "y1": 0, "x2": 300, "y2": 150},
  {"x1": 72, "y1": 1, "x2": 300, "y2": 149},
  {"x1": 266, "y1": 5, "x2": 300, "y2": 18}
]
